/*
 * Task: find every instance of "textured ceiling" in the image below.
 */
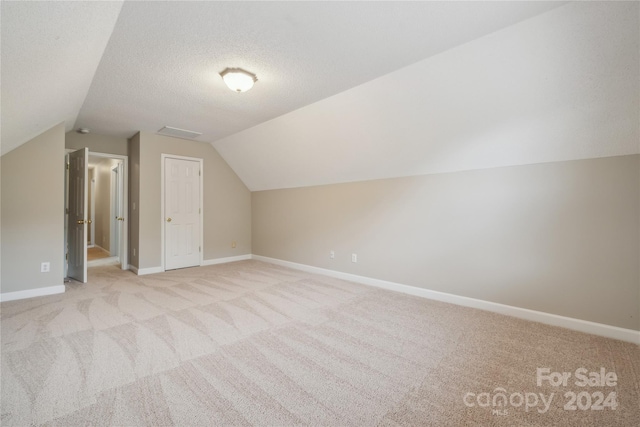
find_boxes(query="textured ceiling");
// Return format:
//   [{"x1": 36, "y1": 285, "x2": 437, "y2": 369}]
[
  {"x1": 0, "y1": 1, "x2": 123, "y2": 155},
  {"x1": 5, "y1": 1, "x2": 634, "y2": 193},
  {"x1": 214, "y1": 1, "x2": 639, "y2": 190},
  {"x1": 2, "y1": 1, "x2": 564, "y2": 156}
]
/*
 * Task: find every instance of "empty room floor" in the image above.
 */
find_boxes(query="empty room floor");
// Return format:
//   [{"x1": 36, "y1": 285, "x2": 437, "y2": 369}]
[
  {"x1": 1, "y1": 261, "x2": 638, "y2": 426},
  {"x1": 87, "y1": 247, "x2": 111, "y2": 261}
]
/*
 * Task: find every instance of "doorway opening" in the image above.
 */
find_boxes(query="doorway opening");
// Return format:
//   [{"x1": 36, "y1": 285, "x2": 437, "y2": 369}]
[{"x1": 64, "y1": 149, "x2": 128, "y2": 282}]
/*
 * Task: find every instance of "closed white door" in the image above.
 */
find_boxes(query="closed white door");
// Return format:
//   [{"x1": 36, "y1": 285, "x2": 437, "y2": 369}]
[{"x1": 164, "y1": 157, "x2": 201, "y2": 270}]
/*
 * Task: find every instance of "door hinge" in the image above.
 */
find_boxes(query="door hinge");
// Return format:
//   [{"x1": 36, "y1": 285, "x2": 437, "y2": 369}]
[
  {"x1": 66, "y1": 163, "x2": 69, "y2": 170},
  {"x1": 199, "y1": 246, "x2": 201, "y2": 253},
  {"x1": 199, "y1": 169, "x2": 201, "y2": 176},
  {"x1": 65, "y1": 253, "x2": 68, "y2": 260}
]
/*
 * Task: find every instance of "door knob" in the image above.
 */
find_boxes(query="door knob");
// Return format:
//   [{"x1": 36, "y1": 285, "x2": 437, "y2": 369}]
[
  {"x1": 87, "y1": 219, "x2": 92, "y2": 224},
  {"x1": 77, "y1": 220, "x2": 86, "y2": 224},
  {"x1": 118, "y1": 217, "x2": 125, "y2": 221},
  {"x1": 166, "y1": 217, "x2": 172, "y2": 222}
]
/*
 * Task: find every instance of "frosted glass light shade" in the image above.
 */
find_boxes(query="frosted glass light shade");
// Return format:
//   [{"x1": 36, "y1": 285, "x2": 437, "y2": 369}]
[{"x1": 220, "y1": 68, "x2": 257, "y2": 92}]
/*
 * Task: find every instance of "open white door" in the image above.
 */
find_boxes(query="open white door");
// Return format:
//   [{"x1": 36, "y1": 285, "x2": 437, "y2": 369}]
[
  {"x1": 115, "y1": 161, "x2": 126, "y2": 266},
  {"x1": 164, "y1": 157, "x2": 201, "y2": 270},
  {"x1": 110, "y1": 161, "x2": 125, "y2": 257},
  {"x1": 110, "y1": 163, "x2": 119, "y2": 256},
  {"x1": 68, "y1": 148, "x2": 88, "y2": 283}
]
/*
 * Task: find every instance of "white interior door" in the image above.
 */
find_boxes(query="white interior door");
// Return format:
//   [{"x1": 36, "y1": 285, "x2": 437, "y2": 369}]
[
  {"x1": 110, "y1": 163, "x2": 120, "y2": 257},
  {"x1": 116, "y1": 160, "x2": 127, "y2": 269},
  {"x1": 111, "y1": 161, "x2": 125, "y2": 258},
  {"x1": 68, "y1": 148, "x2": 88, "y2": 282},
  {"x1": 164, "y1": 157, "x2": 201, "y2": 270}
]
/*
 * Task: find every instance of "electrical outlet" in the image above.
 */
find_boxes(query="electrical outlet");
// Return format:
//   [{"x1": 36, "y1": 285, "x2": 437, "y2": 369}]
[
  {"x1": 351, "y1": 253, "x2": 357, "y2": 263},
  {"x1": 41, "y1": 262, "x2": 50, "y2": 273},
  {"x1": 330, "y1": 250, "x2": 335, "y2": 259}
]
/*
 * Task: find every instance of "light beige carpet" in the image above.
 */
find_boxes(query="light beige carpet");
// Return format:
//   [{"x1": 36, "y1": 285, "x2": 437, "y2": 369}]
[{"x1": 1, "y1": 260, "x2": 638, "y2": 426}]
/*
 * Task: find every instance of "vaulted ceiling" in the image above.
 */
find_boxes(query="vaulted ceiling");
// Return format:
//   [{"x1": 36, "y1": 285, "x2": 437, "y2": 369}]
[{"x1": 2, "y1": 1, "x2": 638, "y2": 190}]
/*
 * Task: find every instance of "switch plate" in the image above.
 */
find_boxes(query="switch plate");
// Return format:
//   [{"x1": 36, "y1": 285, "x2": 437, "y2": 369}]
[
  {"x1": 330, "y1": 251, "x2": 335, "y2": 259},
  {"x1": 41, "y1": 262, "x2": 50, "y2": 273},
  {"x1": 351, "y1": 253, "x2": 357, "y2": 263}
]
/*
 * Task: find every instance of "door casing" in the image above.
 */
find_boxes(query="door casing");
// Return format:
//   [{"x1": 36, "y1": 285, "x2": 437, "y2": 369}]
[
  {"x1": 64, "y1": 149, "x2": 129, "y2": 274},
  {"x1": 92, "y1": 152, "x2": 128, "y2": 269}
]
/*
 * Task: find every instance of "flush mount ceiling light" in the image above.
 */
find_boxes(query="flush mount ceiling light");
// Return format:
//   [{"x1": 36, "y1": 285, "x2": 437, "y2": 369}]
[{"x1": 220, "y1": 68, "x2": 257, "y2": 93}]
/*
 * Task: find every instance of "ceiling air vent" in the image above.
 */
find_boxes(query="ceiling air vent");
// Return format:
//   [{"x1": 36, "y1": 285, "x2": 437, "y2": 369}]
[{"x1": 157, "y1": 126, "x2": 202, "y2": 139}]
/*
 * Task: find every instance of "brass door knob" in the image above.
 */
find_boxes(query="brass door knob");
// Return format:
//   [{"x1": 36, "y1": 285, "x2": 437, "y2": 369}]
[
  {"x1": 76, "y1": 220, "x2": 86, "y2": 224},
  {"x1": 166, "y1": 217, "x2": 172, "y2": 222},
  {"x1": 87, "y1": 219, "x2": 92, "y2": 224}
]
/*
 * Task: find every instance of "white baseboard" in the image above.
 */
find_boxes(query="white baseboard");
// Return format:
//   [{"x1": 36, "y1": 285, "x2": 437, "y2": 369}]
[
  {"x1": 0, "y1": 285, "x2": 66, "y2": 302},
  {"x1": 202, "y1": 254, "x2": 252, "y2": 266},
  {"x1": 130, "y1": 255, "x2": 252, "y2": 275},
  {"x1": 252, "y1": 255, "x2": 640, "y2": 345},
  {"x1": 130, "y1": 266, "x2": 164, "y2": 276}
]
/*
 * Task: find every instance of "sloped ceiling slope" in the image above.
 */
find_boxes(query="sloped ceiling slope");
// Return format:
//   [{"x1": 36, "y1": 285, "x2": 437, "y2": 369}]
[
  {"x1": 214, "y1": 1, "x2": 640, "y2": 191},
  {"x1": 0, "y1": 1, "x2": 123, "y2": 156},
  {"x1": 74, "y1": 1, "x2": 563, "y2": 141},
  {"x1": 1, "y1": 1, "x2": 563, "y2": 159}
]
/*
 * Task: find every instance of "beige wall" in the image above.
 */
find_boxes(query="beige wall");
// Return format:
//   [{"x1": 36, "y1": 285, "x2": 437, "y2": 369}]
[
  {"x1": 253, "y1": 155, "x2": 640, "y2": 331},
  {"x1": 1, "y1": 123, "x2": 65, "y2": 293},
  {"x1": 65, "y1": 131, "x2": 128, "y2": 156},
  {"x1": 131, "y1": 132, "x2": 251, "y2": 270}
]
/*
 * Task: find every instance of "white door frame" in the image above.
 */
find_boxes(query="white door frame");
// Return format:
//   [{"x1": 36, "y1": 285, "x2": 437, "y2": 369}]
[
  {"x1": 70, "y1": 150, "x2": 129, "y2": 270},
  {"x1": 160, "y1": 154, "x2": 204, "y2": 272}
]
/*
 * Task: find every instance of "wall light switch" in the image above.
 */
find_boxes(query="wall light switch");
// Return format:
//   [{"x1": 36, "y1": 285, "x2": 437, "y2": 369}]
[
  {"x1": 351, "y1": 253, "x2": 357, "y2": 263},
  {"x1": 330, "y1": 251, "x2": 335, "y2": 259}
]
